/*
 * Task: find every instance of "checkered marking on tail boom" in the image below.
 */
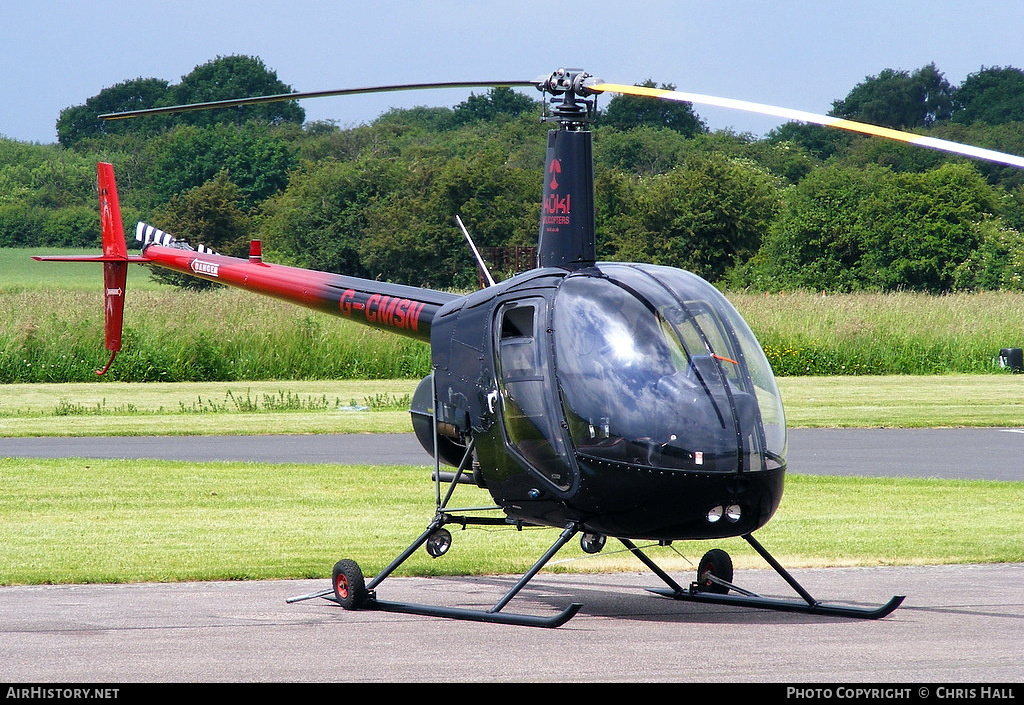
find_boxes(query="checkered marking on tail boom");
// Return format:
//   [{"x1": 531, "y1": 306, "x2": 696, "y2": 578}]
[{"x1": 136, "y1": 222, "x2": 218, "y2": 254}]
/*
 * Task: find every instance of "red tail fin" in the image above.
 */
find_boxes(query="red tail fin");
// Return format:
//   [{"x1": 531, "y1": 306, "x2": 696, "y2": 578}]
[
  {"x1": 97, "y1": 163, "x2": 127, "y2": 259},
  {"x1": 33, "y1": 163, "x2": 147, "y2": 375},
  {"x1": 96, "y1": 163, "x2": 128, "y2": 374}
]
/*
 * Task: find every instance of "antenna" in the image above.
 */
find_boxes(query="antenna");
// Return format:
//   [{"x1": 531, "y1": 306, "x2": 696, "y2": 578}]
[{"x1": 455, "y1": 215, "x2": 496, "y2": 287}]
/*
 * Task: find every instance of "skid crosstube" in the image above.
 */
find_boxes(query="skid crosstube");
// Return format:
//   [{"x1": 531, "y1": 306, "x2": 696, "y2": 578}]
[
  {"x1": 288, "y1": 432, "x2": 588, "y2": 628},
  {"x1": 345, "y1": 514, "x2": 584, "y2": 628},
  {"x1": 359, "y1": 517, "x2": 583, "y2": 628}
]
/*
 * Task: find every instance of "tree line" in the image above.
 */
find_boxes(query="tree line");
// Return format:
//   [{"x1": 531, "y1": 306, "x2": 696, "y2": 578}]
[{"x1": 4, "y1": 56, "x2": 1024, "y2": 293}]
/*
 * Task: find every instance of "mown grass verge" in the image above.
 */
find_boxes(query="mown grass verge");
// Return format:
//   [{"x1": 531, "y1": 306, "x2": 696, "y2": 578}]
[
  {"x1": 0, "y1": 379, "x2": 418, "y2": 436},
  {"x1": 1, "y1": 458, "x2": 1020, "y2": 586},
  {"x1": 2, "y1": 375, "x2": 1022, "y2": 436}
]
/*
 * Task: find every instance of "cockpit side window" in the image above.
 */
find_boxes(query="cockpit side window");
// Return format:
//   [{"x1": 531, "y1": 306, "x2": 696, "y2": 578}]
[{"x1": 495, "y1": 299, "x2": 573, "y2": 491}]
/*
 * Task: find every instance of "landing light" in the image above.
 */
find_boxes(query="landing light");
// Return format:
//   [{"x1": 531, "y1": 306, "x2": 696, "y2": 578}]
[
  {"x1": 706, "y1": 506, "x2": 723, "y2": 523},
  {"x1": 726, "y1": 504, "x2": 742, "y2": 522}
]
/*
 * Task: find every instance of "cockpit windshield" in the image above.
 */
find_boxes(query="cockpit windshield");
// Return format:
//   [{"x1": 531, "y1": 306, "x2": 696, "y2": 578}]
[{"x1": 552, "y1": 264, "x2": 786, "y2": 473}]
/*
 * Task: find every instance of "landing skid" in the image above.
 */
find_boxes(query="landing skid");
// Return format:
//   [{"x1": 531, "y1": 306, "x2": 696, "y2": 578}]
[
  {"x1": 287, "y1": 435, "x2": 582, "y2": 628},
  {"x1": 288, "y1": 511, "x2": 583, "y2": 628},
  {"x1": 628, "y1": 534, "x2": 905, "y2": 619},
  {"x1": 342, "y1": 512, "x2": 581, "y2": 628},
  {"x1": 289, "y1": 522, "x2": 902, "y2": 626}
]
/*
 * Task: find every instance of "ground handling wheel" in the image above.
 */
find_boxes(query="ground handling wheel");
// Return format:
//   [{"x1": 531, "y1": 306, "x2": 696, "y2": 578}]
[
  {"x1": 332, "y1": 559, "x2": 367, "y2": 609},
  {"x1": 696, "y1": 548, "x2": 733, "y2": 595}
]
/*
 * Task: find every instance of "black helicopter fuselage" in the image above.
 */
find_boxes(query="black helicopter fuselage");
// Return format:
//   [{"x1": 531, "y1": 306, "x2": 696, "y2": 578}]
[
  {"x1": 418, "y1": 260, "x2": 788, "y2": 542},
  {"x1": 411, "y1": 81, "x2": 788, "y2": 541},
  {"x1": 52, "y1": 66, "x2": 985, "y2": 624},
  {"x1": 54, "y1": 69, "x2": 789, "y2": 546}
]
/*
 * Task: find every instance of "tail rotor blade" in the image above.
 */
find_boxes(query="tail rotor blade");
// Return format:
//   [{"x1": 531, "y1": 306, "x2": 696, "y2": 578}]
[{"x1": 589, "y1": 82, "x2": 1024, "y2": 169}]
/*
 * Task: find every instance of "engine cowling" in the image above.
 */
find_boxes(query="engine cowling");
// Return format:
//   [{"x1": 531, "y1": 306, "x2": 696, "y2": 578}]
[{"x1": 410, "y1": 374, "x2": 471, "y2": 469}]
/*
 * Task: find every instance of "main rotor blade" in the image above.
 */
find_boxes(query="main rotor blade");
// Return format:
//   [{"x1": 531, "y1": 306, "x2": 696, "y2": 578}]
[
  {"x1": 99, "y1": 80, "x2": 537, "y2": 120},
  {"x1": 590, "y1": 82, "x2": 1024, "y2": 169}
]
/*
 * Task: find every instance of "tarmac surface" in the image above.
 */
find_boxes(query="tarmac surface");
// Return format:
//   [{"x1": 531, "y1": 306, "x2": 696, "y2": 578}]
[
  {"x1": 2, "y1": 564, "x2": 1021, "y2": 682},
  {"x1": 2, "y1": 427, "x2": 1022, "y2": 480},
  {"x1": 2, "y1": 429, "x2": 1021, "y2": 683}
]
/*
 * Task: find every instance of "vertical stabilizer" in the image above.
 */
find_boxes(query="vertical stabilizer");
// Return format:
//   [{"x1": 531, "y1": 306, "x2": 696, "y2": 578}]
[
  {"x1": 33, "y1": 163, "x2": 143, "y2": 374},
  {"x1": 96, "y1": 163, "x2": 128, "y2": 373},
  {"x1": 97, "y1": 163, "x2": 127, "y2": 258}
]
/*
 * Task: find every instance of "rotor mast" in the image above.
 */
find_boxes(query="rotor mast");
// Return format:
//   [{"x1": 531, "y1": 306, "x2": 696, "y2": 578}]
[{"x1": 534, "y1": 69, "x2": 600, "y2": 270}]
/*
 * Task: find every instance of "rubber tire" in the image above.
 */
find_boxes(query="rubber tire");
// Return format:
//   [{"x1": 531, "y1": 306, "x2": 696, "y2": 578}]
[
  {"x1": 332, "y1": 559, "x2": 367, "y2": 610},
  {"x1": 696, "y1": 548, "x2": 733, "y2": 595}
]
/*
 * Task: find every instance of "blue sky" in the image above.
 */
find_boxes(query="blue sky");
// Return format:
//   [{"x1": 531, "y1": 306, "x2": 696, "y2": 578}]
[{"x1": 4, "y1": 0, "x2": 1023, "y2": 144}]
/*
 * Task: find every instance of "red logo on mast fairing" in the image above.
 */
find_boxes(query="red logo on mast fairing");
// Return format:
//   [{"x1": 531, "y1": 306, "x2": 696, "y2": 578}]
[
  {"x1": 544, "y1": 158, "x2": 570, "y2": 226},
  {"x1": 548, "y1": 158, "x2": 561, "y2": 190}
]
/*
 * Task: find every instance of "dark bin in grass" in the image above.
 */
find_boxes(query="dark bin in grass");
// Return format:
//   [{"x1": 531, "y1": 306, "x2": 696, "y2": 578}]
[{"x1": 998, "y1": 347, "x2": 1023, "y2": 373}]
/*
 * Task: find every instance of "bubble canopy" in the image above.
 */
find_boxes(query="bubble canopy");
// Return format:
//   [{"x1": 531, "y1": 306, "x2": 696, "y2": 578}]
[{"x1": 552, "y1": 264, "x2": 786, "y2": 474}]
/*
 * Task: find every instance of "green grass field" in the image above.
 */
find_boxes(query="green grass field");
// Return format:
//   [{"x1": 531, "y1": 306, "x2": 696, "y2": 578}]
[
  {"x1": 2, "y1": 375, "x2": 1022, "y2": 436},
  {"x1": 7, "y1": 247, "x2": 1024, "y2": 382},
  {"x1": 1, "y1": 374, "x2": 1021, "y2": 586},
  {"x1": 2, "y1": 249, "x2": 1022, "y2": 585},
  {"x1": 0, "y1": 247, "x2": 169, "y2": 291},
  {"x1": 1, "y1": 458, "x2": 1020, "y2": 585}
]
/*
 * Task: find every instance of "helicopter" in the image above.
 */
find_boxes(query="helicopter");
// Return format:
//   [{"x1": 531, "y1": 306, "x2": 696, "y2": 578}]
[{"x1": 36, "y1": 68, "x2": 1024, "y2": 628}]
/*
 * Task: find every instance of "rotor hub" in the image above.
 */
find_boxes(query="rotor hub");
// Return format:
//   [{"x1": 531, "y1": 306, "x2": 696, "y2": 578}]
[{"x1": 535, "y1": 68, "x2": 601, "y2": 126}]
